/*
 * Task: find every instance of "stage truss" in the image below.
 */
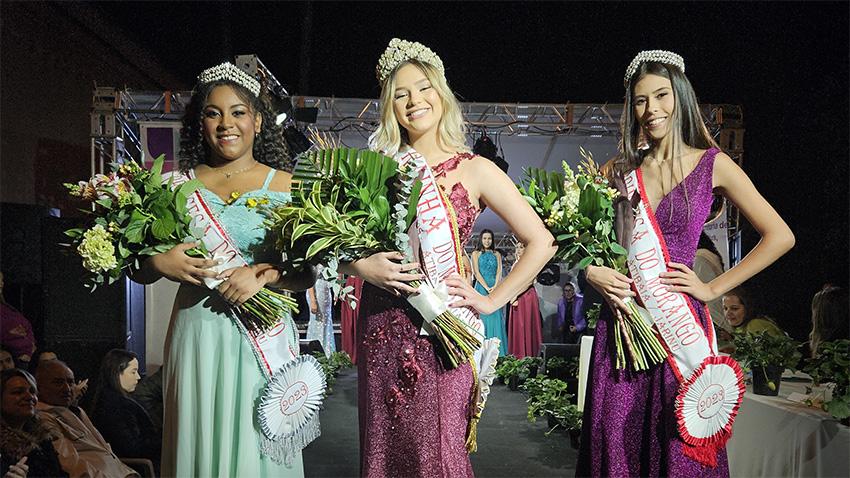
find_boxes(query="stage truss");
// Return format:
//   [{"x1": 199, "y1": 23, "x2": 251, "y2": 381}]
[{"x1": 89, "y1": 88, "x2": 745, "y2": 264}]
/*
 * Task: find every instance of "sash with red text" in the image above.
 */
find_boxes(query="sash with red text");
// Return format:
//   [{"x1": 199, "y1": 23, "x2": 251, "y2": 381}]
[
  {"x1": 165, "y1": 170, "x2": 322, "y2": 465},
  {"x1": 624, "y1": 168, "x2": 745, "y2": 467}
]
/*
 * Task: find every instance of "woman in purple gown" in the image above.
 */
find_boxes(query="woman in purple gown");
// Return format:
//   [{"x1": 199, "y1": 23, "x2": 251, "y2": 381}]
[
  {"x1": 577, "y1": 51, "x2": 794, "y2": 477},
  {"x1": 341, "y1": 39, "x2": 556, "y2": 478}
]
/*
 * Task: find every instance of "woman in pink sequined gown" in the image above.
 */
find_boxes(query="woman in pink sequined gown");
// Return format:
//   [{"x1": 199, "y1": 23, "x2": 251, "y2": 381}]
[
  {"x1": 576, "y1": 51, "x2": 795, "y2": 477},
  {"x1": 340, "y1": 39, "x2": 556, "y2": 478}
]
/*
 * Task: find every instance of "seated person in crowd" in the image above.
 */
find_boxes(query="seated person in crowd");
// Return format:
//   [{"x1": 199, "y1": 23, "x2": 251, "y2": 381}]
[
  {"x1": 557, "y1": 282, "x2": 586, "y2": 343},
  {"x1": 0, "y1": 272, "x2": 36, "y2": 369},
  {"x1": 27, "y1": 349, "x2": 60, "y2": 374},
  {"x1": 719, "y1": 287, "x2": 784, "y2": 353},
  {"x1": 1, "y1": 368, "x2": 67, "y2": 478},
  {"x1": 89, "y1": 350, "x2": 160, "y2": 473},
  {"x1": 34, "y1": 360, "x2": 138, "y2": 478},
  {"x1": 809, "y1": 285, "x2": 849, "y2": 358},
  {"x1": 130, "y1": 367, "x2": 163, "y2": 437},
  {"x1": 0, "y1": 348, "x2": 15, "y2": 371}
]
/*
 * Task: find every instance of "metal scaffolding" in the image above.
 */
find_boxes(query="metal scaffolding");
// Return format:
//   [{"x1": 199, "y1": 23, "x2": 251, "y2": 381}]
[{"x1": 90, "y1": 87, "x2": 745, "y2": 264}]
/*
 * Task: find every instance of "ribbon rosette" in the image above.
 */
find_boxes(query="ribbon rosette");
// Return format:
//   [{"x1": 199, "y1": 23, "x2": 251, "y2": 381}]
[
  {"x1": 257, "y1": 355, "x2": 326, "y2": 464},
  {"x1": 674, "y1": 355, "x2": 746, "y2": 463}
]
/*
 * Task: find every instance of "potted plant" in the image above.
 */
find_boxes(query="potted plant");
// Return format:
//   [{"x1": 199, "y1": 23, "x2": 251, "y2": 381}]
[
  {"x1": 545, "y1": 356, "x2": 580, "y2": 399},
  {"x1": 803, "y1": 339, "x2": 850, "y2": 425},
  {"x1": 522, "y1": 376, "x2": 583, "y2": 448},
  {"x1": 732, "y1": 331, "x2": 801, "y2": 396},
  {"x1": 497, "y1": 355, "x2": 541, "y2": 390},
  {"x1": 496, "y1": 355, "x2": 519, "y2": 386}
]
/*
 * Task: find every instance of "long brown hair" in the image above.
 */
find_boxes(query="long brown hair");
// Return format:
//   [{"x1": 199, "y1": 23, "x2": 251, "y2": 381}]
[{"x1": 614, "y1": 61, "x2": 720, "y2": 220}]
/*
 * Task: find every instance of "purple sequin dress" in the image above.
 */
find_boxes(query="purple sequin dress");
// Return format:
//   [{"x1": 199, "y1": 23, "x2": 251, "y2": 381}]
[
  {"x1": 358, "y1": 153, "x2": 480, "y2": 478},
  {"x1": 577, "y1": 148, "x2": 729, "y2": 477}
]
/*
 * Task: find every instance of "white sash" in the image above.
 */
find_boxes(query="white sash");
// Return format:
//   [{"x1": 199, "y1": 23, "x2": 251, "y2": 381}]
[
  {"x1": 624, "y1": 168, "x2": 744, "y2": 466},
  {"x1": 164, "y1": 170, "x2": 322, "y2": 465},
  {"x1": 394, "y1": 150, "x2": 485, "y2": 340},
  {"x1": 394, "y1": 149, "x2": 500, "y2": 420}
]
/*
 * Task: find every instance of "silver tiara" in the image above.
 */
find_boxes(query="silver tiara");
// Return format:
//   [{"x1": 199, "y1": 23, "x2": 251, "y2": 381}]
[
  {"x1": 624, "y1": 50, "x2": 685, "y2": 86},
  {"x1": 376, "y1": 38, "x2": 444, "y2": 83},
  {"x1": 197, "y1": 62, "x2": 261, "y2": 97}
]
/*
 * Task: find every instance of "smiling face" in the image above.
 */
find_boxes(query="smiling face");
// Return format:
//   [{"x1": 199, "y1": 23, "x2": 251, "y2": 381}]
[
  {"x1": 119, "y1": 358, "x2": 141, "y2": 393},
  {"x1": 2, "y1": 376, "x2": 37, "y2": 422},
  {"x1": 480, "y1": 232, "x2": 494, "y2": 250},
  {"x1": 632, "y1": 73, "x2": 676, "y2": 143},
  {"x1": 391, "y1": 63, "x2": 444, "y2": 141},
  {"x1": 202, "y1": 85, "x2": 261, "y2": 164},
  {"x1": 722, "y1": 294, "x2": 748, "y2": 328},
  {"x1": 563, "y1": 284, "x2": 576, "y2": 300}
]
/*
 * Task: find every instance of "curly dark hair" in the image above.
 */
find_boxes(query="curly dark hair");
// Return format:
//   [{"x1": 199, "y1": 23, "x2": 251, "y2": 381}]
[{"x1": 179, "y1": 79, "x2": 294, "y2": 172}]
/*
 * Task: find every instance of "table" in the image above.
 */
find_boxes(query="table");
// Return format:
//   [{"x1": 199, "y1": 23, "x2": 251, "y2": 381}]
[{"x1": 727, "y1": 379, "x2": 849, "y2": 477}]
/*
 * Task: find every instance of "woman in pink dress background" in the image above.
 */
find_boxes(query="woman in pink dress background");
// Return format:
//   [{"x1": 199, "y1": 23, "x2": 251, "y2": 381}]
[{"x1": 507, "y1": 241, "x2": 543, "y2": 358}]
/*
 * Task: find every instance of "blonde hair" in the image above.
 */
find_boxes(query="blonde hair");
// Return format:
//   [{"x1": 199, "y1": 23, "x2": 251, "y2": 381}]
[{"x1": 369, "y1": 60, "x2": 469, "y2": 156}]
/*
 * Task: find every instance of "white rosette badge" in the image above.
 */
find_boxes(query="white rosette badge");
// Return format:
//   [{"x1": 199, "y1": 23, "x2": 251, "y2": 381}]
[
  {"x1": 675, "y1": 356, "x2": 746, "y2": 449},
  {"x1": 258, "y1": 354, "x2": 327, "y2": 465}
]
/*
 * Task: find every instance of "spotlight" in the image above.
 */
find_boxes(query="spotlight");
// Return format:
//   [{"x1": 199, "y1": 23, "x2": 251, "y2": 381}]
[
  {"x1": 473, "y1": 131, "x2": 508, "y2": 173},
  {"x1": 283, "y1": 125, "x2": 312, "y2": 155}
]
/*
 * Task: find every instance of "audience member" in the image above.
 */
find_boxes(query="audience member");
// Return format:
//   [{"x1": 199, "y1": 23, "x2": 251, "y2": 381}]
[
  {"x1": 557, "y1": 282, "x2": 586, "y2": 343},
  {"x1": 27, "y1": 349, "x2": 59, "y2": 374},
  {"x1": 0, "y1": 272, "x2": 36, "y2": 369},
  {"x1": 89, "y1": 350, "x2": 160, "y2": 473},
  {"x1": 809, "y1": 286, "x2": 849, "y2": 358},
  {"x1": 34, "y1": 360, "x2": 138, "y2": 478},
  {"x1": 0, "y1": 348, "x2": 14, "y2": 372},
  {"x1": 719, "y1": 287, "x2": 784, "y2": 353},
  {"x1": 130, "y1": 367, "x2": 163, "y2": 437},
  {"x1": 1, "y1": 368, "x2": 67, "y2": 478}
]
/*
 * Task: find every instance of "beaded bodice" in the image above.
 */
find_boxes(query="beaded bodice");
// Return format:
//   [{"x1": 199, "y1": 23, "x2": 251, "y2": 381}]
[{"x1": 431, "y1": 152, "x2": 480, "y2": 246}]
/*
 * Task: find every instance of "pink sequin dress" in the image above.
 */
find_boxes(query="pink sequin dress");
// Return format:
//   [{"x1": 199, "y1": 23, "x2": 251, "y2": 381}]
[{"x1": 357, "y1": 153, "x2": 480, "y2": 478}]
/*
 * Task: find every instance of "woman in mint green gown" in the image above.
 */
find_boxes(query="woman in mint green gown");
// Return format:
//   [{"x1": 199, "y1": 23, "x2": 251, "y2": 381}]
[
  {"x1": 472, "y1": 229, "x2": 508, "y2": 355},
  {"x1": 133, "y1": 64, "x2": 312, "y2": 477}
]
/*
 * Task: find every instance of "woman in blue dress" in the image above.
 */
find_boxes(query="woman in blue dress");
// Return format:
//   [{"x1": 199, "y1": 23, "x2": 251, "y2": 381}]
[{"x1": 472, "y1": 229, "x2": 508, "y2": 355}]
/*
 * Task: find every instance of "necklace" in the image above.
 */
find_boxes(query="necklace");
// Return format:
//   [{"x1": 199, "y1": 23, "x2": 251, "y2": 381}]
[{"x1": 214, "y1": 161, "x2": 258, "y2": 179}]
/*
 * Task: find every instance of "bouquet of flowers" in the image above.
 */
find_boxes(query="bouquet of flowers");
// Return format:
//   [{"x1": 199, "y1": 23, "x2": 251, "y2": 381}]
[
  {"x1": 63, "y1": 155, "x2": 296, "y2": 331},
  {"x1": 517, "y1": 148, "x2": 667, "y2": 371},
  {"x1": 266, "y1": 148, "x2": 481, "y2": 368}
]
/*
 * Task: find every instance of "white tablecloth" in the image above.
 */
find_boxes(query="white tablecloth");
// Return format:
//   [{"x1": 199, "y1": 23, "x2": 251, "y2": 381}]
[{"x1": 728, "y1": 379, "x2": 850, "y2": 477}]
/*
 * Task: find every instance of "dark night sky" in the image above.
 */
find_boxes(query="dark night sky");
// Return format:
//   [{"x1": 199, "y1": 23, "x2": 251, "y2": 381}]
[{"x1": 37, "y1": 2, "x2": 850, "y2": 338}]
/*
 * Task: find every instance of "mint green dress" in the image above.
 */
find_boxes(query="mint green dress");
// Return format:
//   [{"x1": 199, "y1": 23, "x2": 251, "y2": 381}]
[{"x1": 162, "y1": 170, "x2": 303, "y2": 477}]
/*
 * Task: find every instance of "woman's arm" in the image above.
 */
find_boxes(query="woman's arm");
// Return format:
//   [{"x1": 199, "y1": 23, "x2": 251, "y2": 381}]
[
  {"x1": 660, "y1": 153, "x2": 795, "y2": 301},
  {"x1": 447, "y1": 158, "x2": 557, "y2": 313},
  {"x1": 470, "y1": 250, "x2": 488, "y2": 288},
  {"x1": 494, "y1": 251, "x2": 503, "y2": 287}
]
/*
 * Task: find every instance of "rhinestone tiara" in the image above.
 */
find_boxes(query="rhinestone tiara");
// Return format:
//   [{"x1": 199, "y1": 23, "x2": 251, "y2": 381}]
[
  {"x1": 624, "y1": 50, "x2": 685, "y2": 86},
  {"x1": 376, "y1": 38, "x2": 444, "y2": 83},
  {"x1": 197, "y1": 62, "x2": 261, "y2": 97}
]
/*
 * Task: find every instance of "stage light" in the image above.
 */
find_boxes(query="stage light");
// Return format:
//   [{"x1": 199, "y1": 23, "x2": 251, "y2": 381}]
[
  {"x1": 284, "y1": 125, "x2": 312, "y2": 155},
  {"x1": 473, "y1": 130, "x2": 508, "y2": 173}
]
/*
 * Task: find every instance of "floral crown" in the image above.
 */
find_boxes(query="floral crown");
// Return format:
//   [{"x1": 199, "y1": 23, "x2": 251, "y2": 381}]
[
  {"x1": 197, "y1": 62, "x2": 261, "y2": 97},
  {"x1": 376, "y1": 38, "x2": 444, "y2": 83},
  {"x1": 624, "y1": 50, "x2": 685, "y2": 86}
]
